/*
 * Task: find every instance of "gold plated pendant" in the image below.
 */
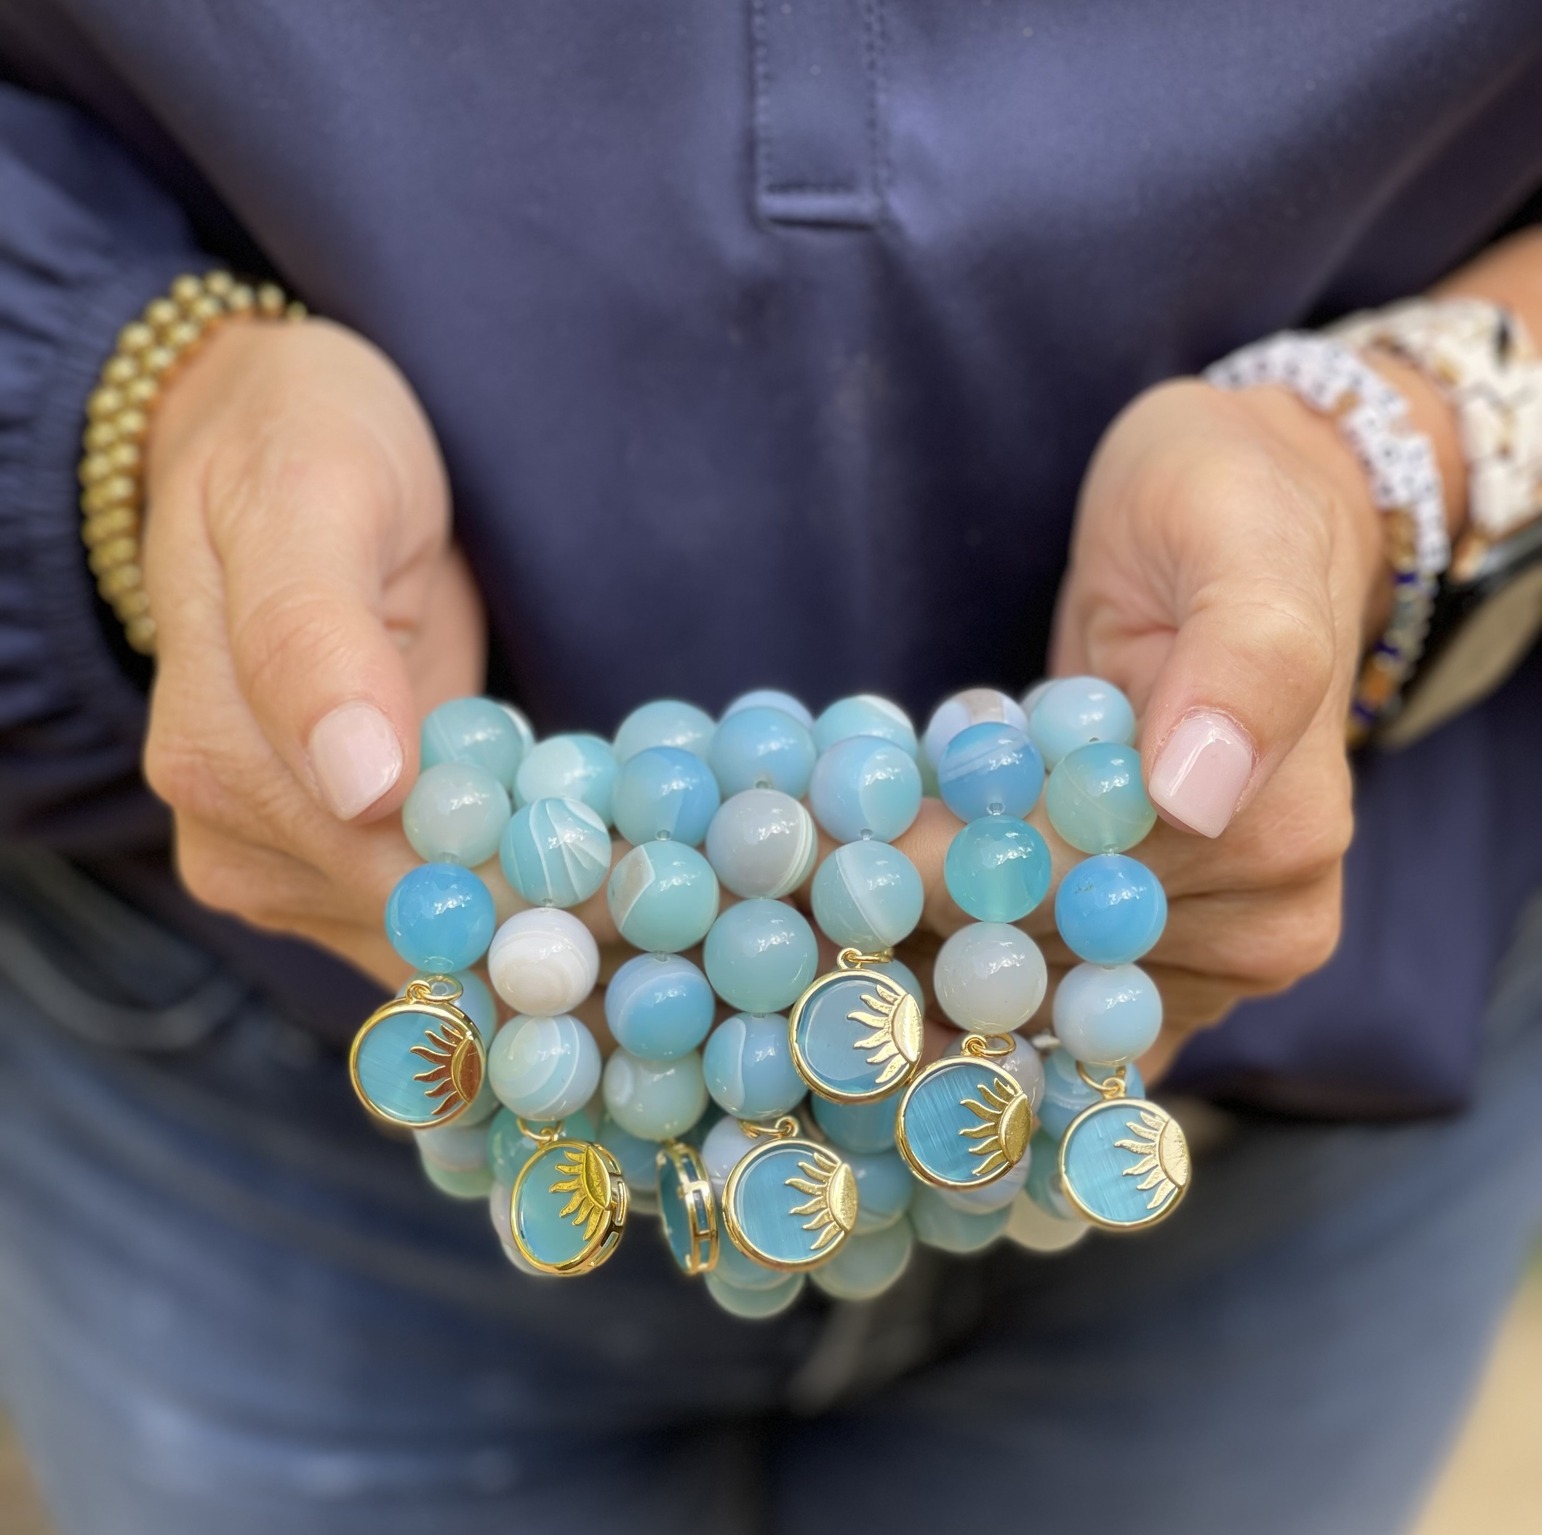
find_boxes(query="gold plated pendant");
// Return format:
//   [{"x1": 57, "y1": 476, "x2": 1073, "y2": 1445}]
[
  {"x1": 511, "y1": 1125, "x2": 630, "y2": 1275},
  {"x1": 895, "y1": 1034, "x2": 1032, "y2": 1189},
  {"x1": 721, "y1": 1116, "x2": 859, "y2": 1272},
  {"x1": 1058, "y1": 1065, "x2": 1190, "y2": 1231},
  {"x1": 655, "y1": 1141, "x2": 718, "y2": 1276},
  {"x1": 349, "y1": 976, "x2": 485, "y2": 1129},
  {"x1": 788, "y1": 949, "x2": 924, "y2": 1103}
]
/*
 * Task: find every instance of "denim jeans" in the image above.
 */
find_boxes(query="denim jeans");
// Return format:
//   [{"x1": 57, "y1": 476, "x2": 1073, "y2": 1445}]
[{"x1": 1, "y1": 852, "x2": 1539, "y2": 1535}]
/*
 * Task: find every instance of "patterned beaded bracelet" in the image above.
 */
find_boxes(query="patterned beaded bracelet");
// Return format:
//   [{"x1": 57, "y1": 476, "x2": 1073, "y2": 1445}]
[{"x1": 350, "y1": 683, "x2": 1191, "y2": 1318}]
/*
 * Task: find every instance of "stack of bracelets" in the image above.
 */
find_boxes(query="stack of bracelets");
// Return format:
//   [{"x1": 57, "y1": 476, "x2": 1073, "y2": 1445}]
[{"x1": 349, "y1": 680, "x2": 1188, "y2": 1319}]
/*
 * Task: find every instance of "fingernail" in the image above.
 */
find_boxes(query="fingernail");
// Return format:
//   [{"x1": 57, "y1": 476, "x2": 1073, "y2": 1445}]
[
  {"x1": 308, "y1": 702, "x2": 403, "y2": 819},
  {"x1": 1148, "y1": 710, "x2": 1255, "y2": 838}
]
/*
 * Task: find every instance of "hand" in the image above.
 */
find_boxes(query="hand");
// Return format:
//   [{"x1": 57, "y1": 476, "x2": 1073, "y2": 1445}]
[{"x1": 141, "y1": 318, "x2": 485, "y2": 984}]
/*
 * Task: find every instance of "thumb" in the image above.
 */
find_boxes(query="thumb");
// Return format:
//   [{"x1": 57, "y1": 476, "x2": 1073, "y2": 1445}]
[
  {"x1": 218, "y1": 457, "x2": 422, "y2": 822},
  {"x1": 1140, "y1": 548, "x2": 1341, "y2": 839}
]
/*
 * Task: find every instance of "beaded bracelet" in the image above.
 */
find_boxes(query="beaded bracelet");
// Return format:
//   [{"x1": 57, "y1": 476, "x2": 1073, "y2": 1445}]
[
  {"x1": 350, "y1": 683, "x2": 1189, "y2": 1318},
  {"x1": 78, "y1": 271, "x2": 305, "y2": 655}
]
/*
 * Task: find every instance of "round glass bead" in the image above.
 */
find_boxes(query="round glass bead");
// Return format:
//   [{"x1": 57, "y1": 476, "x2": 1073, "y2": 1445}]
[
  {"x1": 812, "y1": 1091, "x2": 898, "y2": 1155},
  {"x1": 1053, "y1": 961, "x2": 1162, "y2": 1065},
  {"x1": 415, "y1": 1118, "x2": 490, "y2": 1175},
  {"x1": 384, "y1": 864, "x2": 496, "y2": 973},
  {"x1": 488, "y1": 1014, "x2": 601, "y2": 1121},
  {"x1": 1019, "y1": 679, "x2": 1054, "y2": 720},
  {"x1": 607, "y1": 842, "x2": 720, "y2": 952},
  {"x1": 611, "y1": 747, "x2": 721, "y2": 847},
  {"x1": 596, "y1": 1111, "x2": 664, "y2": 1205},
  {"x1": 485, "y1": 1102, "x2": 600, "y2": 1186},
  {"x1": 1054, "y1": 853, "x2": 1167, "y2": 964},
  {"x1": 488, "y1": 908, "x2": 599, "y2": 1015},
  {"x1": 706, "y1": 1271, "x2": 804, "y2": 1318},
  {"x1": 703, "y1": 898, "x2": 819, "y2": 1014},
  {"x1": 807, "y1": 736, "x2": 923, "y2": 844},
  {"x1": 704, "y1": 789, "x2": 818, "y2": 899},
  {"x1": 712, "y1": 1234, "x2": 788, "y2": 1290},
  {"x1": 922, "y1": 688, "x2": 1028, "y2": 768},
  {"x1": 1007, "y1": 1189, "x2": 1088, "y2": 1253},
  {"x1": 402, "y1": 761, "x2": 511, "y2": 867},
  {"x1": 702, "y1": 1115, "x2": 758, "y2": 1194},
  {"x1": 601, "y1": 1047, "x2": 709, "y2": 1141},
  {"x1": 612, "y1": 699, "x2": 715, "y2": 763},
  {"x1": 703, "y1": 1013, "x2": 806, "y2": 1117},
  {"x1": 722, "y1": 689, "x2": 813, "y2": 727},
  {"x1": 1024, "y1": 1126, "x2": 1079, "y2": 1220},
  {"x1": 421, "y1": 697, "x2": 526, "y2": 790},
  {"x1": 498, "y1": 797, "x2": 611, "y2": 908},
  {"x1": 1027, "y1": 676, "x2": 1137, "y2": 769},
  {"x1": 811, "y1": 1218, "x2": 914, "y2": 1301},
  {"x1": 908, "y1": 1184, "x2": 1011, "y2": 1253},
  {"x1": 810, "y1": 841, "x2": 925, "y2": 951},
  {"x1": 812, "y1": 695, "x2": 918, "y2": 757},
  {"x1": 943, "y1": 817, "x2": 1052, "y2": 922},
  {"x1": 419, "y1": 1153, "x2": 494, "y2": 1200},
  {"x1": 1037, "y1": 1047, "x2": 1145, "y2": 1139},
  {"x1": 939, "y1": 1153, "x2": 1031, "y2": 1214},
  {"x1": 943, "y1": 1029, "x2": 1044, "y2": 1110},
  {"x1": 872, "y1": 956, "x2": 925, "y2": 1007},
  {"x1": 708, "y1": 706, "x2": 817, "y2": 798},
  {"x1": 932, "y1": 922, "x2": 1048, "y2": 1033},
  {"x1": 514, "y1": 733, "x2": 618, "y2": 824},
  {"x1": 846, "y1": 1148, "x2": 914, "y2": 1232},
  {"x1": 604, "y1": 952, "x2": 715, "y2": 1060},
  {"x1": 936, "y1": 722, "x2": 1045, "y2": 821},
  {"x1": 1045, "y1": 742, "x2": 1157, "y2": 853},
  {"x1": 497, "y1": 701, "x2": 537, "y2": 757}
]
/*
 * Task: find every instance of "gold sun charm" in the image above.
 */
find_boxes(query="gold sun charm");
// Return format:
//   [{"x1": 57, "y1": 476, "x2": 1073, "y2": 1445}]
[
  {"x1": 1115, "y1": 1108, "x2": 1191, "y2": 1214},
  {"x1": 410, "y1": 1015, "x2": 484, "y2": 1119},
  {"x1": 958, "y1": 1076, "x2": 1032, "y2": 1178},
  {"x1": 1058, "y1": 1097, "x2": 1192, "y2": 1231},
  {"x1": 785, "y1": 1148, "x2": 860, "y2": 1254},
  {"x1": 348, "y1": 978, "x2": 486, "y2": 1130},
  {"x1": 848, "y1": 973, "x2": 925, "y2": 1090},
  {"x1": 550, "y1": 1143, "x2": 618, "y2": 1241}
]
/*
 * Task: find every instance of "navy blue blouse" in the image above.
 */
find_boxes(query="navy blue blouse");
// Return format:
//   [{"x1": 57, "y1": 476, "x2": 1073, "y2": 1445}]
[{"x1": 2, "y1": 1, "x2": 1540, "y2": 1113}]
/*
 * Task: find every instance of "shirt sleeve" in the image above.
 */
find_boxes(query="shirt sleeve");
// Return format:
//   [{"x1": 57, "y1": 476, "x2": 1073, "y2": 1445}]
[{"x1": 0, "y1": 83, "x2": 205, "y2": 852}]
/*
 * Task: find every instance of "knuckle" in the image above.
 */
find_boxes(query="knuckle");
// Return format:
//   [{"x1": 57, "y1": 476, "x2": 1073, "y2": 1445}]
[
  {"x1": 143, "y1": 726, "x2": 226, "y2": 823},
  {"x1": 1245, "y1": 881, "x2": 1344, "y2": 990},
  {"x1": 231, "y1": 590, "x2": 354, "y2": 706}
]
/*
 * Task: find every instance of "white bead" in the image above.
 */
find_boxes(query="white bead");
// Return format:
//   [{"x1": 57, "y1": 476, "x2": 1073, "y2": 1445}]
[
  {"x1": 933, "y1": 922, "x2": 1048, "y2": 1033},
  {"x1": 488, "y1": 908, "x2": 599, "y2": 1015}
]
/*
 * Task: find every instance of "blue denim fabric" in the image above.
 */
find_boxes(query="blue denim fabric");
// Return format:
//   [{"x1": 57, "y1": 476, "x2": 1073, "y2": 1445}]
[{"x1": 1, "y1": 855, "x2": 1540, "y2": 1535}]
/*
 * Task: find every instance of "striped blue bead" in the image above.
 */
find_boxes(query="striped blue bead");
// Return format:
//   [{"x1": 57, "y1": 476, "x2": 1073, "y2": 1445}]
[
  {"x1": 607, "y1": 842, "x2": 720, "y2": 952},
  {"x1": 604, "y1": 952, "x2": 715, "y2": 1060},
  {"x1": 1027, "y1": 677, "x2": 1136, "y2": 769},
  {"x1": 807, "y1": 735, "x2": 923, "y2": 843},
  {"x1": 810, "y1": 841, "x2": 924, "y2": 951},
  {"x1": 488, "y1": 1015, "x2": 601, "y2": 1121},
  {"x1": 709, "y1": 706, "x2": 817, "y2": 797},
  {"x1": 613, "y1": 699, "x2": 715, "y2": 762},
  {"x1": 421, "y1": 697, "x2": 526, "y2": 790},
  {"x1": 937, "y1": 722, "x2": 1044, "y2": 821},
  {"x1": 514, "y1": 733, "x2": 618, "y2": 824},
  {"x1": 499, "y1": 796, "x2": 611, "y2": 908},
  {"x1": 812, "y1": 695, "x2": 918, "y2": 756},
  {"x1": 923, "y1": 688, "x2": 1028, "y2": 768},
  {"x1": 611, "y1": 746, "x2": 720, "y2": 847},
  {"x1": 703, "y1": 1013, "x2": 806, "y2": 1117},
  {"x1": 704, "y1": 789, "x2": 818, "y2": 899}
]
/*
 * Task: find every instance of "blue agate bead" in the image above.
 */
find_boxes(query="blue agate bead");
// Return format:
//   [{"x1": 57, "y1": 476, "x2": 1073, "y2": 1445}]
[
  {"x1": 514, "y1": 733, "x2": 618, "y2": 824},
  {"x1": 1037, "y1": 1047, "x2": 1145, "y2": 1139},
  {"x1": 385, "y1": 864, "x2": 496, "y2": 973},
  {"x1": 488, "y1": 1014, "x2": 601, "y2": 1121},
  {"x1": 1027, "y1": 676, "x2": 1137, "y2": 769},
  {"x1": 811, "y1": 1218, "x2": 914, "y2": 1301},
  {"x1": 703, "y1": 898, "x2": 818, "y2": 1014},
  {"x1": 596, "y1": 1111, "x2": 664, "y2": 1203},
  {"x1": 421, "y1": 697, "x2": 526, "y2": 790},
  {"x1": 706, "y1": 1271, "x2": 805, "y2": 1318},
  {"x1": 499, "y1": 797, "x2": 611, "y2": 908},
  {"x1": 704, "y1": 789, "x2": 818, "y2": 899},
  {"x1": 601, "y1": 1047, "x2": 709, "y2": 1141},
  {"x1": 944, "y1": 817, "x2": 1052, "y2": 922},
  {"x1": 709, "y1": 706, "x2": 817, "y2": 798},
  {"x1": 722, "y1": 689, "x2": 813, "y2": 728},
  {"x1": 703, "y1": 1013, "x2": 806, "y2": 1117},
  {"x1": 811, "y1": 841, "x2": 925, "y2": 951},
  {"x1": 402, "y1": 761, "x2": 511, "y2": 867},
  {"x1": 1024, "y1": 1128, "x2": 1078, "y2": 1220},
  {"x1": 807, "y1": 736, "x2": 923, "y2": 844},
  {"x1": 1045, "y1": 742, "x2": 1157, "y2": 853},
  {"x1": 1054, "y1": 853, "x2": 1167, "y2": 964},
  {"x1": 812, "y1": 695, "x2": 918, "y2": 757},
  {"x1": 846, "y1": 1148, "x2": 914, "y2": 1232},
  {"x1": 612, "y1": 699, "x2": 715, "y2": 763},
  {"x1": 937, "y1": 723, "x2": 1045, "y2": 821},
  {"x1": 611, "y1": 746, "x2": 720, "y2": 847},
  {"x1": 933, "y1": 922, "x2": 1048, "y2": 1033},
  {"x1": 607, "y1": 842, "x2": 720, "y2": 952},
  {"x1": 604, "y1": 952, "x2": 715, "y2": 1060},
  {"x1": 1053, "y1": 961, "x2": 1163, "y2": 1066},
  {"x1": 498, "y1": 702, "x2": 537, "y2": 757},
  {"x1": 812, "y1": 1091, "x2": 898, "y2": 1155},
  {"x1": 908, "y1": 1184, "x2": 1011, "y2": 1253},
  {"x1": 923, "y1": 688, "x2": 1028, "y2": 768}
]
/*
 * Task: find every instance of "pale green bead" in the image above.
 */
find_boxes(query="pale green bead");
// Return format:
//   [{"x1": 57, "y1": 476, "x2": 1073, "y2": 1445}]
[
  {"x1": 515, "y1": 733, "x2": 618, "y2": 824},
  {"x1": 613, "y1": 699, "x2": 716, "y2": 762},
  {"x1": 601, "y1": 1047, "x2": 709, "y2": 1141},
  {"x1": 1045, "y1": 742, "x2": 1157, "y2": 853},
  {"x1": 810, "y1": 841, "x2": 924, "y2": 950},
  {"x1": 607, "y1": 842, "x2": 720, "y2": 953},
  {"x1": 706, "y1": 1271, "x2": 805, "y2": 1318},
  {"x1": 811, "y1": 1218, "x2": 914, "y2": 1301},
  {"x1": 417, "y1": 1148, "x2": 494, "y2": 1200},
  {"x1": 403, "y1": 761, "x2": 511, "y2": 866},
  {"x1": 421, "y1": 697, "x2": 526, "y2": 789},
  {"x1": 909, "y1": 1184, "x2": 1011, "y2": 1252}
]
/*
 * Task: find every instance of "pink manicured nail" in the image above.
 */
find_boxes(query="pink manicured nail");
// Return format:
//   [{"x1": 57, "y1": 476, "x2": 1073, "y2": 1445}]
[
  {"x1": 308, "y1": 702, "x2": 403, "y2": 820},
  {"x1": 1148, "y1": 710, "x2": 1255, "y2": 838}
]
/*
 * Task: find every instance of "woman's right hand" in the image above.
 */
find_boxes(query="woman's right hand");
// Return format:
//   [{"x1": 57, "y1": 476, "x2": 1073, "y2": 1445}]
[{"x1": 141, "y1": 317, "x2": 485, "y2": 984}]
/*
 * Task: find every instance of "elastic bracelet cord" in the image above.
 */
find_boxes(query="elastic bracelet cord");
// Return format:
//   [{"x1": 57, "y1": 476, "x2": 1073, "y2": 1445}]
[{"x1": 77, "y1": 272, "x2": 305, "y2": 656}]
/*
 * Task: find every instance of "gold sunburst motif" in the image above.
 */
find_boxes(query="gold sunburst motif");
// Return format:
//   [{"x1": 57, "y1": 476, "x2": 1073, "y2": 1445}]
[
  {"x1": 409, "y1": 1015, "x2": 483, "y2": 1117},
  {"x1": 785, "y1": 1148, "x2": 859, "y2": 1254},
  {"x1": 848, "y1": 973, "x2": 924, "y2": 1088},
  {"x1": 1115, "y1": 1108, "x2": 1191, "y2": 1213},
  {"x1": 550, "y1": 1143, "x2": 617, "y2": 1241},
  {"x1": 958, "y1": 1075, "x2": 1031, "y2": 1179}
]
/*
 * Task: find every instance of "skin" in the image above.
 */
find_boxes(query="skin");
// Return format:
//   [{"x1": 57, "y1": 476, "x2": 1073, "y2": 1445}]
[{"x1": 141, "y1": 230, "x2": 1542, "y2": 1078}]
